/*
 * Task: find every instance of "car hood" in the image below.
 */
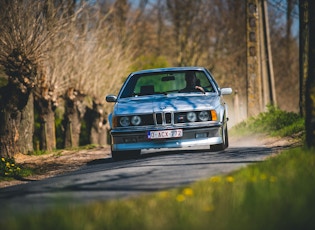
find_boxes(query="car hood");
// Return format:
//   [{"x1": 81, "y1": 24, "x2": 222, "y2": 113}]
[{"x1": 113, "y1": 94, "x2": 221, "y2": 115}]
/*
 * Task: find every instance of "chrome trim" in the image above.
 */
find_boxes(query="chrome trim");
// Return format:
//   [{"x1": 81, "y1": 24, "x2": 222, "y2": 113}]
[{"x1": 112, "y1": 136, "x2": 223, "y2": 151}]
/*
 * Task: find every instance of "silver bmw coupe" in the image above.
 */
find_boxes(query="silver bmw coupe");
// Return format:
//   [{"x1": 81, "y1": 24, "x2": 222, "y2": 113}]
[{"x1": 106, "y1": 67, "x2": 232, "y2": 160}]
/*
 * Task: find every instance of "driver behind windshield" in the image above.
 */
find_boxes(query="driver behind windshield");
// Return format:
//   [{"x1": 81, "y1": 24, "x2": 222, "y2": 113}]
[{"x1": 180, "y1": 71, "x2": 205, "y2": 93}]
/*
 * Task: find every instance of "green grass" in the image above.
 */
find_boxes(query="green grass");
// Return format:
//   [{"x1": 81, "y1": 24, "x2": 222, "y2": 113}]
[
  {"x1": 1, "y1": 147, "x2": 314, "y2": 230},
  {"x1": 230, "y1": 105, "x2": 304, "y2": 138}
]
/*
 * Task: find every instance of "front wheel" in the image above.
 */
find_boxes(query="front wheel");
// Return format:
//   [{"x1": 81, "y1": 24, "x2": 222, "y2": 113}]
[
  {"x1": 210, "y1": 126, "x2": 229, "y2": 152},
  {"x1": 111, "y1": 149, "x2": 141, "y2": 161}
]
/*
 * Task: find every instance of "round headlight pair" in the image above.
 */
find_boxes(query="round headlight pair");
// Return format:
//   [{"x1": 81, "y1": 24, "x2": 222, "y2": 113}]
[
  {"x1": 119, "y1": 116, "x2": 142, "y2": 127},
  {"x1": 186, "y1": 111, "x2": 209, "y2": 122}
]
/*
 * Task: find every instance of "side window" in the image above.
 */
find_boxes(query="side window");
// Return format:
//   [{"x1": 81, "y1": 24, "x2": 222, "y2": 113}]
[{"x1": 120, "y1": 75, "x2": 138, "y2": 98}]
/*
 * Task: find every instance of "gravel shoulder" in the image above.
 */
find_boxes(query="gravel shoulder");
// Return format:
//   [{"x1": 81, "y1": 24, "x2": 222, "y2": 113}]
[{"x1": 0, "y1": 146, "x2": 111, "y2": 188}]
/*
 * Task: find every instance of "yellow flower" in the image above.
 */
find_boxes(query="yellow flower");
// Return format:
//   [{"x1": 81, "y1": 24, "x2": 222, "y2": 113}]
[
  {"x1": 202, "y1": 204, "x2": 215, "y2": 212},
  {"x1": 176, "y1": 194, "x2": 186, "y2": 202},
  {"x1": 157, "y1": 191, "x2": 169, "y2": 199},
  {"x1": 6, "y1": 162, "x2": 10, "y2": 168},
  {"x1": 183, "y1": 188, "x2": 194, "y2": 196},
  {"x1": 226, "y1": 176, "x2": 235, "y2": 183},
  {"x1": 148, "y1": 199, "x2": 157, "y2": 208},
  {"x1": 11, "y1": 163, "x2": 15, "y2": 167},
  {"x1": 270, "y1": 176, "x2": 277, "y2": 183},
  {"x1": 260, "y1": 174, "x2": 267, "y2": 180},
  {"x1": 210, "y1": 176, "x2": 221, "y2": 183},
  {"x1": 1, "y1": 157, "x2": 5, "y2": 162}
]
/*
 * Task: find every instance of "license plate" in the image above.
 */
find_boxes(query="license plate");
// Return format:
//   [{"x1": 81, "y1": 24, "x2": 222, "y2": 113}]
[{"x1": 148, "y1": 129, "x2": 183, "y2": 139}]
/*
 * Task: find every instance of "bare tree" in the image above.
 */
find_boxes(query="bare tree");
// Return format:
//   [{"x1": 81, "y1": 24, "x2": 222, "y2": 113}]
[
  {"x1": 58, "y1": 2, "x2": 134, "y2": 147},
  {"x1": 268, "y1": 0, "x2": 299, "y2": 112},
  {"x1": 209, "y1": 0, "x2": 246, "y2": 85},
  {"x1": 165, "y1": 0, "x2": 213, "y2": 66},
  {"x1": 0, "y1": 0, "x2": 53, "y2": 157},
  {"x1": 33, "y1": 0, "x2": 76, "y2": 151},
  {"x1": 84, "y1": 2, "x2": 134, "y2": 146}
]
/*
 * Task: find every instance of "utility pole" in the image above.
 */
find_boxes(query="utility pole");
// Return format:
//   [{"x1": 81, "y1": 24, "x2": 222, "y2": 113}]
[
  {"x1": 261, "y1": 0, "x2": 277, "y2": 107},
  {"x1": 246, "y1": 0, "x2": 263, "y2": 117},
  {"x1": 259, "y1": 1, "x2": 269, "y2": 108}
]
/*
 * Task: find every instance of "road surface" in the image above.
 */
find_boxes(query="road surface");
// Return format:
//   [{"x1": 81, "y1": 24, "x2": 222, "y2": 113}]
[{"x1": 0, "y1": 137, "x2": 293, "y2": 216}]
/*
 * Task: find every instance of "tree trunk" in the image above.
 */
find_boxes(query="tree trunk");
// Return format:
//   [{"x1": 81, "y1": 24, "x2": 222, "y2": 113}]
[
  {"x1": 0, "y1": 84, "x2": 34, "y2": 158},
  {"x1": 0, "y1": 47, "x2": 37, "y2": 158},
  {"x1": 17, "y1": 92, "x2": 34, "y2": 155},
  {"x1": 63, "y1": 88, "x2": 86, "y2": 148},
  {"x1": 85, "y1": 101, "x2": 108, "y2": 146},
  {"x1": 306, "y1": 0, "x2": 315, "y2": 148},
  {"x1": 35, "y1": 97, "x2": 56, "y2": 151}
]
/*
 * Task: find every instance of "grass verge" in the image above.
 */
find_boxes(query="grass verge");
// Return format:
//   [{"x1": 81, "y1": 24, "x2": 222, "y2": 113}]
[
  {"x1": 1, "y1": 147, "x2": 314, "y2": 230},
  {"x1": 230, "y1": 105, "x2": 304, "y2": 138}
]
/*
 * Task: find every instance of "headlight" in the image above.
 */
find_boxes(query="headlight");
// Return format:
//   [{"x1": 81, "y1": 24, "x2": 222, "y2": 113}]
[
  {"x1": 186, "y1": 112, "x2": 197, "y2": 122},
  {"x1": 131, "y1": 115, "x2": 141, "y2": 126},
  {"x1": 198, "y1": 111, "x2": 209, "y2": 121},
  {"x1": 119, "y1": 116, "x2": 130, "y2": 127}
]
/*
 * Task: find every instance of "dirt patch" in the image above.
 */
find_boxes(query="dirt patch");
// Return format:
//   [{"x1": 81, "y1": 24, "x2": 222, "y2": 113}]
[
  {"x1": 0, "y1": 146, "x2": 111, "y2": 188},
  {"x1": 230, "y1": 133, "x2": 301, "y2": 148}
]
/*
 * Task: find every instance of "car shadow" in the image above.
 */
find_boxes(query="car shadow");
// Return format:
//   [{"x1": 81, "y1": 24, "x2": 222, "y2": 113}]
[{"x1": 86, "y1": 143, "x2": 294, "y2": 166}]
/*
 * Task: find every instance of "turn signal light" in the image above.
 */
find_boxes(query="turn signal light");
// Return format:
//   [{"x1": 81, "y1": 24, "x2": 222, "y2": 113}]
[
  {"x1": 112, "y1": 116, "x2": 118, "y2": 128},
  {"x1": 210, "y1": 110, "x2": 217, "y2": 121}
]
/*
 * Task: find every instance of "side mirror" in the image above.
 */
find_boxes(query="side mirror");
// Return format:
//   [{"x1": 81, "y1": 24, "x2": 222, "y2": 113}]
[
  {"x1": 221, "y1": 88, "x2": 233, "y2": 95},
  {"x1": 106, "y1": 95, "x2": 117, "y2": 102}
]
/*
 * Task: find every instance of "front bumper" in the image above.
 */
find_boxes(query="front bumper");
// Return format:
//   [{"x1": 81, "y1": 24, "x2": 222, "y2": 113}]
[{"x1": 110, "y1": 125, "x2": 223, "y2": 151}]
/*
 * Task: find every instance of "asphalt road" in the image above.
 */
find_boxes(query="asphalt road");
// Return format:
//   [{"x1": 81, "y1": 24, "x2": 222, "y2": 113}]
[{"x1": 0, "y1": 140, "x2": 291, "y2": 216}]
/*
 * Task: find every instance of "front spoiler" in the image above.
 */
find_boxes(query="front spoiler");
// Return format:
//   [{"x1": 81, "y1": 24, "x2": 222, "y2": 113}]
[{"x1": 110, "y1": 126, "x2": 223, "y2": 151}]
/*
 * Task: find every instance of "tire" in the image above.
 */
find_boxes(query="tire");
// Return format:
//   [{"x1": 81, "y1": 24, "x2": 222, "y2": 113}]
[
  {"x1": 111, "y1": 149, "x2": 141, "y2": 161},
  {"x1": 225, "y1": 126, "x2": 229, "y2": 148},
  {"x1": 210, "y1": 125, "x2": 228, "y2": 152}
]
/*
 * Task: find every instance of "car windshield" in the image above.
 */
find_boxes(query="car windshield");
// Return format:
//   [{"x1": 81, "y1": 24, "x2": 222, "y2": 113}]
[{"x1": 120, "y1": 70, "x2": 215, "y2": 98}]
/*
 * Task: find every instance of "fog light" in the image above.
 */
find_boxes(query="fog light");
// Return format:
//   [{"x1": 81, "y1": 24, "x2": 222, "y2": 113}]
[
  {"x1": 123, "y1": 137, "x2": 137, "y2": 143},
  {"x1": 196, "y1": 133, "x2": 207, "y2": 138}
]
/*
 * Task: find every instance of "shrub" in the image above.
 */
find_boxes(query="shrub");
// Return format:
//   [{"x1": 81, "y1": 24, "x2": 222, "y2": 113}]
[{"x1": 231, "y1": 105, "x2": 304, "y2": 137}]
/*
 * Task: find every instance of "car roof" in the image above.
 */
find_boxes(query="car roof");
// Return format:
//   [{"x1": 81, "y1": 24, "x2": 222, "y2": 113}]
[{"x1": 130, "y1": 67, "x2": 207, "y2": 75}]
